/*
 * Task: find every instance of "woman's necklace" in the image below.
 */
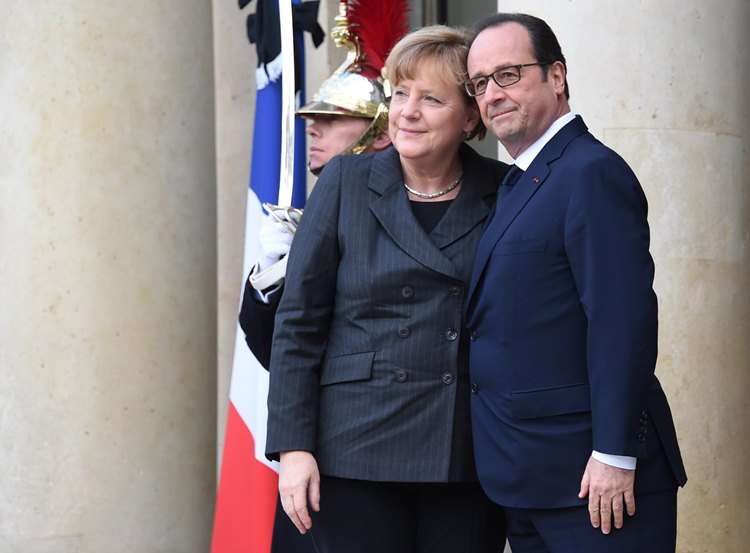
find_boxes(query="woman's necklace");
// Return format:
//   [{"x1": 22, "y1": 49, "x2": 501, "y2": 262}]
[{"x1": 403, "y1": 174, "x2": 463, "y2": 200}]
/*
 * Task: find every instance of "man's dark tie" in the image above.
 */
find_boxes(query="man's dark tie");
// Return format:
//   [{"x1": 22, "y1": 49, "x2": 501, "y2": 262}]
[
  {"x1": 500, "y1": 164, "x2": 524, "y2": 199},
  {"x1": 482, "y1": 165, "x2": 524, "y2": 232},
  {"x1": 503, "y1": 164, "x2": 523, "y2": 186}
]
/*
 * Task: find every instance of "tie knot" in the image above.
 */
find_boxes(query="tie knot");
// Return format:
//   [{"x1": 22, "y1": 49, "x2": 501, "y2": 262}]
[{"x1": 503, "y1": 165, "x2": 524, "y2": 188}]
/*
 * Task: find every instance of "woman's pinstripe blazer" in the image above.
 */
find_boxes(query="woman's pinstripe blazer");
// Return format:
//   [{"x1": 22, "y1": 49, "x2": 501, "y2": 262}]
[{"x1": 266, "y1": 143, "x2": 509, "y2": 482}]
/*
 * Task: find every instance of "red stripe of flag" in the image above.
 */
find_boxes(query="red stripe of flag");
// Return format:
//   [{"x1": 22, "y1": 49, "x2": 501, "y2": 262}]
[{"x1": 211, "y1": 403, "x2": 278, "y2": 553}]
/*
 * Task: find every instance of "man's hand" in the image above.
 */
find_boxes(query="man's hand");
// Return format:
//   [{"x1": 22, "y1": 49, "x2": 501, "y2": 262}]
[
  {"x1": 278, "y1": 451, "x2": 321, "y2": 534},
  {"x1": 578, "y1": 455, "x2": 636, "y2": 534}
]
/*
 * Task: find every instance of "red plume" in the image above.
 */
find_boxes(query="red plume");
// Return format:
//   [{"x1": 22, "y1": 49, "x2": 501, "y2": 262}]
[{"x1": 347, "y1": 0, "x2": 409, "y2": 79}]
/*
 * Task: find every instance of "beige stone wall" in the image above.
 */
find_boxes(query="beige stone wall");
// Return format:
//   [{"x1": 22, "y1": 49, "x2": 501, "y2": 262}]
[
  {"x1": 496, "y1": 1, "x2": 750, "y2": 551},
  {"x1": 0, "y1": 2, "x2": 216, "y2": 552},
  {"x1": 213, "y1": 0, "x2": 259, "y2": 465}
]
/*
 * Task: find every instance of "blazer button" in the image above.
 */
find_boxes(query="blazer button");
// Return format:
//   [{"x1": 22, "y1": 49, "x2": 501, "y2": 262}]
[
  {"x1": 448, "y1": 286, "x2": 462, "y2": 296},
  {"x1": 398, "y1": 326, "x2": 411, "y2": 338},
  {"x1": 471, "y1": 382, "x2": 479, "y2": 394},
  {"x1": 441, "y1": 373, "x2": 455, "y2": 385},
  {"x1": 445, "y1": 328, "x2": 458, "y2": 341},
  {"x1": 469, "y1": 331, "x2": 478, "y2": 342},
  {"x1": 401, "y1": 286, "x2": 414, "y2": 299},
  {"x1": 636, "y1": 432, "x2": 646, "y2": 443},
  {"x1": 394, "y1": 369, "x2": 408, "y2": 383}
]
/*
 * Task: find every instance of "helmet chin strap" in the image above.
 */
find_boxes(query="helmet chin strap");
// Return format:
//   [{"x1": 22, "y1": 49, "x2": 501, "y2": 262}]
[{"x1": 342, "y1": 103, "x2": 390, "y2": 156}]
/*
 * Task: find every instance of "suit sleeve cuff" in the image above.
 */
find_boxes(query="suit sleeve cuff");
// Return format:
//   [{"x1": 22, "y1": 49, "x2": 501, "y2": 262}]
[
  {"x1": 254, "y1": 284, "x2": 282, "y2": 304},
  {"x1": 248, "y1": 262, "x2": 282, "y2": 304},
  {"x1": 592, "y1": 450, "x2": 637, "y2": 470}
]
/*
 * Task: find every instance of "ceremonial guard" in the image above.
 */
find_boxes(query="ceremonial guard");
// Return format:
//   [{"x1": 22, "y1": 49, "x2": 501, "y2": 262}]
[
  {"x1": 238, "y1": 2, "x2": 406, "y2": 551},
  {"x1": 239, "y1": 0, "x2": 403, "y2": 366}
]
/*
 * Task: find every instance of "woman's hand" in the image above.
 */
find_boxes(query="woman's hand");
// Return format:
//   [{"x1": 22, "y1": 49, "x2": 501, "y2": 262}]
[{"x1": 278, "y1": 451, "x2": 321, "y2": 534}]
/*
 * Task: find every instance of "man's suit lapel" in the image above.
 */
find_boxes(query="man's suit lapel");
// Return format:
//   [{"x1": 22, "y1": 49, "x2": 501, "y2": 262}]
[
  {"x1": 467, "y1": 116, "x2": 589, "y2": 303},
  {"x1": 368, "y1": 148, "x2": 459, "y2": 279}
]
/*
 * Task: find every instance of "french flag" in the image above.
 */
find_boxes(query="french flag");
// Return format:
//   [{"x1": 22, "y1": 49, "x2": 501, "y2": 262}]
[{"x1": 211, "y1": 1, "x2": 306, "y2": 551}]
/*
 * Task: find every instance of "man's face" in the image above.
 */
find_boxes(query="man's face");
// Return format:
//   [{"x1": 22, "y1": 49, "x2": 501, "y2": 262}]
[
  {"x1": 467, "y1": 22, "x2": 566, "y2": 157},
  {"x1": 305, "y1": 115, "x2": 370, "y2": 171}
]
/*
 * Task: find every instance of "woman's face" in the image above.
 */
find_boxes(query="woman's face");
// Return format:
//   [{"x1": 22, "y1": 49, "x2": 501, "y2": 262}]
[{"x1": 388, "y1": 60, "x2": 478, "y2": 165}]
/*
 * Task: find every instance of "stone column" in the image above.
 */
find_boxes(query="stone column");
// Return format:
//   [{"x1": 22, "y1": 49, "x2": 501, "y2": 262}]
[
  {"x1": 496, "y1": 1, "x2": 750, "y2": 551},
  {"x1": 0, "y1": 2, "x2": 216, "y2": 552}
]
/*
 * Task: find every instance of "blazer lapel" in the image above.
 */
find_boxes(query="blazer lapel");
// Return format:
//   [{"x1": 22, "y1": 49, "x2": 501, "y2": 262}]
[
  {"x1": 429, "y1": 144, "x2": 498, "y2": 250},
  {"x1": 467, "y1": 116, "x2": 590, "y2": 304},
  {"x1": 368, "y1": 148, "x2": 459, "y2": 279}
]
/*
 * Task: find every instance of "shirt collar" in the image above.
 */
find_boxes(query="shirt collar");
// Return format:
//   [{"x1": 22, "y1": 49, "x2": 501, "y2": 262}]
[{"x1": 512, "y1": 112, "x2": 577, "y2": 170}]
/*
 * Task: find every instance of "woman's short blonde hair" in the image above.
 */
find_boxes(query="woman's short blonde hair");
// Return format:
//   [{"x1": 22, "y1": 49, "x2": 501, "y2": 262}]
[{"x1": 384, "y1": 25, "x2": 485, "y2": 140}]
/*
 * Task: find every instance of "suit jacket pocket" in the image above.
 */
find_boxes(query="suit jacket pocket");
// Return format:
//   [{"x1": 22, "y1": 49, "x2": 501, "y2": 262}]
[
  {"x1": 511, "y1": 382, "x2": 591, "y2": 419},
  {"x1": 494, "y1": 238, "x2": 547, "y2": 255},
  {"x1": 319, "y1": 351, "x2": 375, "y2": 386}
]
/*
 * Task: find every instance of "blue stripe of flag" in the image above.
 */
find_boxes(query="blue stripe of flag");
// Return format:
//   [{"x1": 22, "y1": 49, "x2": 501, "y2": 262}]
[{"x1": 249, "y1": 0, "x2": 307, "y2": 209}]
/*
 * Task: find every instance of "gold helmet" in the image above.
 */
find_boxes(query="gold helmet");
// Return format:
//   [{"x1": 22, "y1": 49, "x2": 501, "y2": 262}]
[{"x1": 297, "y1": 0, "x2": 408, "y2": 155}]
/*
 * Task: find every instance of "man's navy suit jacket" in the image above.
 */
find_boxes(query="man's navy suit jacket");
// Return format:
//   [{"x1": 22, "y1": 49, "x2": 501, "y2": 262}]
[{"x1": 466, "y1": 116, "x2": 687, "y2": 509}]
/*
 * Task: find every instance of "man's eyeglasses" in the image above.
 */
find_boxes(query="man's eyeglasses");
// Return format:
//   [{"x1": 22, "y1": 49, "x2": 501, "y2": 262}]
[{"x1": 464, "y1": 62, "x2": 548, "y2": 97}]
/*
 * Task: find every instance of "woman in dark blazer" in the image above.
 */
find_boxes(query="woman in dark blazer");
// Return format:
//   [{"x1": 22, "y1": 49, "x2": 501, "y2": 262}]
[{"x1": 266, "y1": 26, "x2": 509, "y2": 553}]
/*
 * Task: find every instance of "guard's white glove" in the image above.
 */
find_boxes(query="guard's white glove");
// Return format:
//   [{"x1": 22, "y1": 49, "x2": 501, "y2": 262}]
[{"x1": 257, "y1": 215, "x2": 294, "y2": 271}]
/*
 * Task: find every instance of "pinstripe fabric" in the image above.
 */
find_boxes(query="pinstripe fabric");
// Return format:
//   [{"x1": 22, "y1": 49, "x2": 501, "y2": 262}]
[{"x1": 266, "y1": 144, "x2": 508, "y2": 482}]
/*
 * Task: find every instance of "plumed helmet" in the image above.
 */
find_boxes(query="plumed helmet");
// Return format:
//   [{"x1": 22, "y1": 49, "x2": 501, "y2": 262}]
[{"x1": 297, "y1": 0, "x2": 408, "y2": 154}]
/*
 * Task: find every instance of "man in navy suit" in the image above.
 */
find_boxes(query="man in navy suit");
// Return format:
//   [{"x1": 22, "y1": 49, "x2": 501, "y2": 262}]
[{"x1": 464, "y1": 13, "x2": 687, "y2": 552}]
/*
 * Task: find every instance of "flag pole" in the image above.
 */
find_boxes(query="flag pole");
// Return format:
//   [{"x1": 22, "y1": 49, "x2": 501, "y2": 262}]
[
  {"x1": 251, "y1": 0, "x2": 302, "y2": 292},
  {"x1": 277, "y1": 0, "x2": 296, "y2": 208}
]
